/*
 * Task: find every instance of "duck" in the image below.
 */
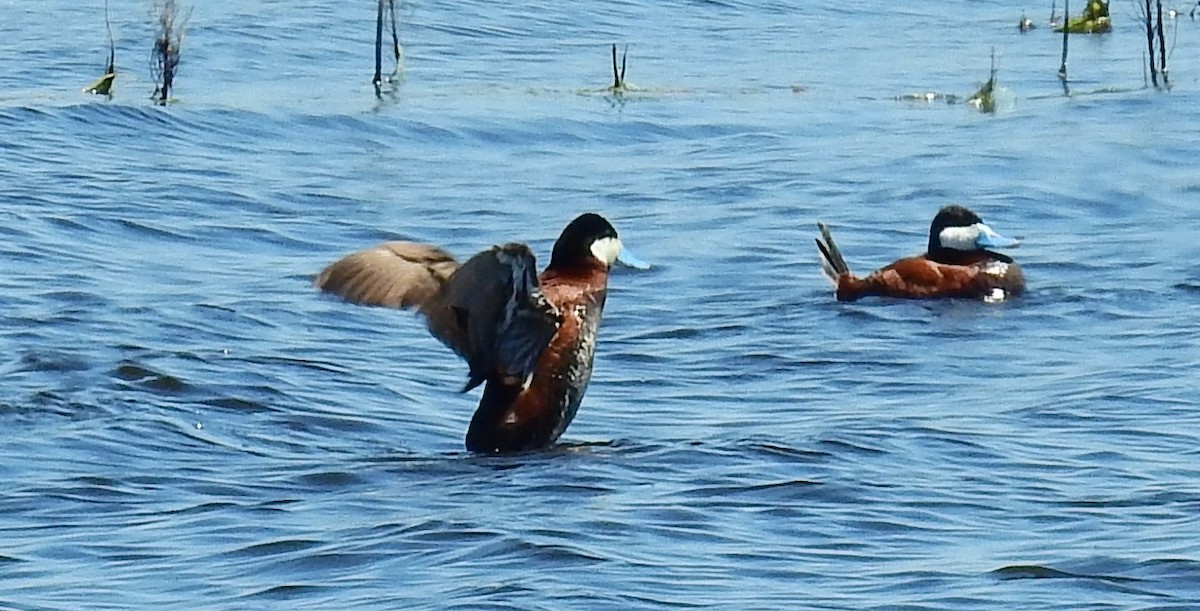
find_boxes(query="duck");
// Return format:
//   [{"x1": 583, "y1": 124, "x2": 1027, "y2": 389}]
[
  {"x1": 314, "y1": 213, "x2": 643, "y2": 453},
  {"x1": 815, "y1": 205, "x2": 1024, "y2": 302}
]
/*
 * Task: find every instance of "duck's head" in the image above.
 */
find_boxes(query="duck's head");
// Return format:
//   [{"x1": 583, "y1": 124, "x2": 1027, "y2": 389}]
[
  {"x1": 928, "y1": 205, "x2": 1019, "y2": 256},
  {"x1": 550, "y1": 213, "x2": 648, "y2": 270}
]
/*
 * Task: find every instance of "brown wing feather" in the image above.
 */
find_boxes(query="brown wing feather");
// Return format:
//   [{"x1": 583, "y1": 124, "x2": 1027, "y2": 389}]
[
  {"x1": 869, "y1": 258, "x2": 987, "y2": 297},
  {"x1": 316, "y1": 241, "x2": 559, "y2": 389},
  {"x1": 314, "y1": 241, "x2": 459, "y2": 309},
  {"x1": 837, "y1": 257, "x2": 989, "y2": 301}
]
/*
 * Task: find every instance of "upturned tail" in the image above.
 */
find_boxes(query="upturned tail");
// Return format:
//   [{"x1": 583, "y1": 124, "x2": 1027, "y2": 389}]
[{"x1": 815, "y1": 222, "x2": 851, "y2": 285}]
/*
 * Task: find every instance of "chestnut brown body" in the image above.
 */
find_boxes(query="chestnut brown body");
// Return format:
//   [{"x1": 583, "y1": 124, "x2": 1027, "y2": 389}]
[
  {"x1": 817, "y1": 206, "x2": 1024, "y2": 302},
  {"x1": 315, "y1": 213, "x2": 626, "y2": 453}
]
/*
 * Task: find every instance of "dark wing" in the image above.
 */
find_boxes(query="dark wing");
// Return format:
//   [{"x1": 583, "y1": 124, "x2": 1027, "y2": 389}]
[
  {"x1": 314, "y1": 241, "x2": 459, "y2": 309},
  {"x1": 421, "y1": 243, "x2": 562, "y2": 392}
]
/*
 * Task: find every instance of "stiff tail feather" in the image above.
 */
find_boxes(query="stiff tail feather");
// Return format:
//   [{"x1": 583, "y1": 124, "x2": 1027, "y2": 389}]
[{"x1": 815, "y1": 222, "x2": 851, "y2": 285}]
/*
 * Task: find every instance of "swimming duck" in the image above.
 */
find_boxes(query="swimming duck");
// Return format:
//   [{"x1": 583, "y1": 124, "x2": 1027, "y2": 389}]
[
  {"x1": 815, "y1": 205, "x2": 1024, "y2": 302},
  {"x1": 315, "y1": 213, "x2": 640, "y2": 453}
]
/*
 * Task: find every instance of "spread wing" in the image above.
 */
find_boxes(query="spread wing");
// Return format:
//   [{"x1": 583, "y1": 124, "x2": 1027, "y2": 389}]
[
  {"x1": 314, "y1": 241, "x2": 459, "y2": 309},
  {"x1": 422, "y1": 244, "x2": 562, "y2": 392}
]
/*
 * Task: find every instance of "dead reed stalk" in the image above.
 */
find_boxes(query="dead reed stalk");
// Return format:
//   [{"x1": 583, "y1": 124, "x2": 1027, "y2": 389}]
[{"x1": 151, "y1": 0, "x2": 190, "y2": 103}]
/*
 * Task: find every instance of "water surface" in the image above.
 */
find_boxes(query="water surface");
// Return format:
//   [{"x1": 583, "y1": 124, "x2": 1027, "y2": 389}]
[{"x1": 3, "y1": 0, "x2": 1200, "y2": 608}]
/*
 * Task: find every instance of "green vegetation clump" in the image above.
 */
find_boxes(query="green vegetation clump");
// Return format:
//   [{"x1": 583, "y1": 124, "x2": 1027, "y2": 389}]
[
  {"x1": 83, "y1": 0, "x2": 116, "y2": 96},
  {"x1": 967, "y1": 49, "x2": 998, "y2": 113},
  {"x1": 1056, "y1": 0, "x2": 1111, "y2": 33}
]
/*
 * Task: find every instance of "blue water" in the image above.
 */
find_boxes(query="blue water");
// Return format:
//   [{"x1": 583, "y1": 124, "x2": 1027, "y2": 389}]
[{"x1": 4, "y1": 0, "x2": 1200, "y2": 608}]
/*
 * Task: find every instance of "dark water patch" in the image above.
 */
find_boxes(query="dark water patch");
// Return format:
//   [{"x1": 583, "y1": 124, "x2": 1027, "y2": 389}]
[
  {"x1": 246, "y1": 354, "x2": 359, "y2": 375},
  {"x1": 199, "y1": 395, "x2": 276, "y2": 413},
  {"x1": 819, "y1": 438, "x2": 889, "y2": 456},
  {"x1": 398, "y1": 520, "x2": 506, "y2": 545},
  {"x1": 628, "y1": 326, "x2": 703, "y2": 341},
  {"x1": 993, "y1": 561, "x2": 1142, "y2": 580},
  {"x1": 1053, "y1": 491, "x2": 1200, "y2": 510},
  {"x1": 113, "y1": 362, "x2": 190, "y2": 394},
  {"x1": 989, "y1": 563, "x2": 1176, "y2": 601},
  {"x1": 444, "y1": 535, "x2": 608, "y2": 569},
  {"x1": 113, "y1": 218, "x2": 196, "y2": 243},
  {"x1": 0, "y1": 395, "x2": 110, "y2": 423},
  {"x1": 0, "y1": 105, "x2": 54, "y2": 124},
  {"x1": 677, "y1": 478, "x2": 822, "y2": 503},
  {"x1": 283, "y1": 410, "x2": 390, "y2": 437},
  {"x1": 242, "y1": 583, "x2": 335, "y2": 600},
  {"x1": 521, "y1": 482, "x2": 616, "y2": 496},
  {"x1": 292, "y1": 470, "x2": 366, "y2": 488},
  {"x1": 228, "y1": 538, "x2": 324, "y2": 559},
  {"x1": 258, "y1": 550, "x2": 392, "y2": 574},
  {"x1": 7, "y1": 350, "x2": 92, "y2": 374},
  {"x1": 42, "y1": 214, "x2": 101, "y2": 236},
  {"x1": 165, "y1": 500, "x2": 244, "y2": 516},
  {"x1": 43, "y1": 484, "x2": 143, "y2": 505},
  {"x1": 191, "y1": 302, "x2": 281, "y2": 331},
  {"x1": 744, "y1": 440, "x2": 835, "y2": 463}
]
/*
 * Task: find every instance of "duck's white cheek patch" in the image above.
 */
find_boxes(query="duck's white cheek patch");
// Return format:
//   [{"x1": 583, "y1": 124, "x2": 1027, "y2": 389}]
[
  {"x1": 590, "y1": 237, "x2": 621, "y2": 265},
  {"x1": 938, "y1": 225, "x2": 981, "y2": 251}
]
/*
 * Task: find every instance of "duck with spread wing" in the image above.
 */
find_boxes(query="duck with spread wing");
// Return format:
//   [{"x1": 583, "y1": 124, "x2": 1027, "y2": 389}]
[{"x1": 315, "y1": 213, "x2": 644, "y2": 453}]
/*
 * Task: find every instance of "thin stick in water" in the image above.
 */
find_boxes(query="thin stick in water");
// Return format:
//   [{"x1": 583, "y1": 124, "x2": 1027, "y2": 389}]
[
  {"x1": 105, "y1": 0, "x2": 115, "y2": 76},
  {"x1": 1058, "y1": 0, "x2": 1070, "y2": 80},
  {"x1": 1146, "y1": 0, "x2": 1158, "y2": 86},
  {"x1": 373, "y1": 0, "x2": 385, "y2": 93},
  {"x1": 1156, "y1": 0, "x2": 1168, "y2": 84},
  {"x1": 389, "y1": 0, "x2": 401, "y2": 64},
  {"x1": 609, "y1": 44, "x2": 628, "y2": 92}
]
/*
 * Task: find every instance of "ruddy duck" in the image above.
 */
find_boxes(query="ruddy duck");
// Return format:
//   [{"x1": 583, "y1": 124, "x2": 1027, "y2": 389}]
[
  {"x1": 815, "y1": 205, "x2": 1024, "y2": 302},
  {"x1": 315, "y1": 213, "x2": 642, "y2": 453}
]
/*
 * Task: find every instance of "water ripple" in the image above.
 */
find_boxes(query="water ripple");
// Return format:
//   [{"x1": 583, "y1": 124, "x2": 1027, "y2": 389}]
[{"x1": 2, "y1": 0, "x2": 1200, "y2": 609}]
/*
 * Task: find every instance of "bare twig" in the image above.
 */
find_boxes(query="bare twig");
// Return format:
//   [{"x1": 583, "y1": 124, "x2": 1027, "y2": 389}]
[
  {"x1": 1156, "y1": 0, "x2": 1168, "y2": 84},
  {"x1": 373, "y1": 0, "x2": 384, "y2": 93},
  {"x1": 1058, "y1": 0, "x2": 1069, "y2": 80},
  {"x1": 389, "y1": 0, "x2": 401, "y2": 64},
  {"x1": 610, "y1": 44, "x2": 628, "y2": 92},
  {"x1": 105, "y1": 0, "x2": 115, "y2": 76},
  {"x1": 1146, "y1": 0, "x2": 1159, "y2": 86},
  {"x1": 373, "y1": 0, "x2": 402, "y2": 95}
]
